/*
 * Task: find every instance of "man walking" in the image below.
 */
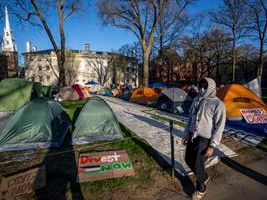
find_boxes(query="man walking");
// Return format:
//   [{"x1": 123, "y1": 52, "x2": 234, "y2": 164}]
[{"x1": 182, "y1": 77, "x2": 226, "y2": 200}]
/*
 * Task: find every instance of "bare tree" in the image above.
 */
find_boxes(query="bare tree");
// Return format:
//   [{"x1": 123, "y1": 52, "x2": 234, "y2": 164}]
[
  {"x1": 205, "y1": 28, "x2": 232, "y2": 84},
  {"x1": 65, "y1": 50, "x2": 79, "y2": 85},
  {"x1": 1, "y1": 0, "x2": 84, "y2": 86},
  {"x1": 44, "y1": 55, "x2": 59, "y2": 81},
  {"x1": 246, "y1": 0, "x2": 267, "y2": 79},
  {"x1": 210, "y1": 0, "x2": 250, "y2": 82},
  {"x1": 118, "y1": 43, "x2": 140, "y2": 85},
  {"x1": 236, "y1": 44, "x2": 258, "y2": 82},
  {"x1": 98, "y1": 0, "x2": 173, "y2": 85},
  {"x1": 86, "y1": 53, "x2": 112, "y2": 86},
  {"x1": 180, "y1": 27, "x2": 233, "y2": 84},
  {"x1": 155, "y1": 0, "x2": 192, "y2": 50}
]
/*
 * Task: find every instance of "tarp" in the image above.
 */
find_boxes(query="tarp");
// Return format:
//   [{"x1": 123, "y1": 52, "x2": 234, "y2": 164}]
[
  {"x1": 217, "y1": 84, "x2": 267, "y2": 120},
  {"x1": 0, "y1": 98, "x2": 70, "y2": 152},
  {"x1": 149, "y1": 82, "x2": 168, "y2": 89},
  {"x1": 227, "y1": 120, "x2": 267, "y2": 137},
  {"x1": 158, "y1": 88, "x2": 192, "y2": 113},
  {"x1": 58, "y1": 86, "x2": 80, "y2": 101},
  {"x1": 244, "y1": 77, "x2": 262, "y2": 98},
  {"x1": 72, "y1": 96, "x2": 123, "y2": 145},
  {"x1": 85, "y1": 80, "x2": 98, "y2": 85},
  {"x1": 130, "y1": 86, "x2": 160, "y2": 105},
  {"x1": 0, "y1": 78, "x2": 34, "y2": 112}
]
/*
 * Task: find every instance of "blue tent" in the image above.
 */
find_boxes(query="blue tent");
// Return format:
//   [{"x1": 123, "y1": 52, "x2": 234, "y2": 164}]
[
  {"x1": 85, "y1": 80, "x2": 98, "y2": 85},
  {"x1": 149, "y1": 82, "x2": 168, "y2": 89}
]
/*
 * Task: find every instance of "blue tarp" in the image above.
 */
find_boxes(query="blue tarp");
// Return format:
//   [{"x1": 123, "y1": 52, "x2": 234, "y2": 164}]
[
  {"x1": 85, "y1": 80, "x2": 98, "y2": 85},
  {"x1": 149, "y1": 82, "x2": 168, "y2": 89},
  {"x1": 227, "y1": 120, "x2": 267, "y2": 137}
]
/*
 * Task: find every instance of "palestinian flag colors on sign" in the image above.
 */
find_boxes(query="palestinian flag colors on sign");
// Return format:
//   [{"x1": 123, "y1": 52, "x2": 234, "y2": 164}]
[{"x1": 77, "y1": 150, "x2": 135, "y2": 182}]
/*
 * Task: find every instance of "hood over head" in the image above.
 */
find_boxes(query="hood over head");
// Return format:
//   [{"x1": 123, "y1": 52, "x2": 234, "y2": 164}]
[{"x1": 198, "y1": 77, "x2": 216, "y2": 98}]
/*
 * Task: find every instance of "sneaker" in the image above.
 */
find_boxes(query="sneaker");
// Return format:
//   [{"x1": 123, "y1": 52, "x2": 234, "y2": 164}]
[
  {"x1": 204, "y1": 175, "x2": 210, "y2": 185},
  {"x1": 192, "y1": 190, "x2": 206, "y2": 200}
]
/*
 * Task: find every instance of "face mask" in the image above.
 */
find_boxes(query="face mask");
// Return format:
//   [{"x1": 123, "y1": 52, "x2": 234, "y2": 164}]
[{"x1": 199, "y1": 87, "x2": 206, "y2": 95}]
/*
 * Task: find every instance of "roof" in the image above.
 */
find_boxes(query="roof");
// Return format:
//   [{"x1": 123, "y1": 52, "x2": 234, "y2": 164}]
[{"x1": 22, "y1": 49, "x2": 138, "y2": 62}]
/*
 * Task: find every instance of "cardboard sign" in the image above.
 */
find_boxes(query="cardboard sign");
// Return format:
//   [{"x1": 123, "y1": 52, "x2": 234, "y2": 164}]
[
  {"x1": 0, "y1": 166, "x2": 46, "y2": 200},
  {"x1": 77, "y1": 150, "x2": 135, "y2": 182},
  {"x1": 240, "y1": 108, "x2": 267, "y2": 124}
]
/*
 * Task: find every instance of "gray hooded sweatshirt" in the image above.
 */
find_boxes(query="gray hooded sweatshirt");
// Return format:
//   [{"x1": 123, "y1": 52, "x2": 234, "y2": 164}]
[{"x1": 184, "y1": 77, "x2": 226, "y2": 147}]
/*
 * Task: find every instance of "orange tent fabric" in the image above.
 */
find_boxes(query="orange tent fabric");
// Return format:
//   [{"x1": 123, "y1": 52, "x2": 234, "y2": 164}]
[
  {"x1": 130, "y1": 86, "x2": 160, "y2": 105},
  {"x1": 217, "y1": 84, "x2": 267, "y2": 120}
]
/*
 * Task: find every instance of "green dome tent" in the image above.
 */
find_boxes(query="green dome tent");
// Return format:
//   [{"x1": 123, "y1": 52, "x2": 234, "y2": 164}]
[
  {"x1": 0, "y1": 78, "x2": 34, "y2": 112},
  {"x1": 72, "y1": 96, "x2": 123, "y2": 144},
  {"x1": 0, "y1": 98, "x2": 70, "y2": 152},
  {"x1": 0, "y1": 78, "x2": 59, "y2": 112}
]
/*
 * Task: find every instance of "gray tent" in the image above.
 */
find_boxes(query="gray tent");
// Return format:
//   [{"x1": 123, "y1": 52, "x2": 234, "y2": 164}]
[
  {"x1": 72, "y1": 96, "x2": 123, "y2": 144},
  {"x1": 157, "y1": 88, "x2": 192, "y2": 114},
  {"x1": 0, "y1": 98, "x2": 70, "y2": 152}
]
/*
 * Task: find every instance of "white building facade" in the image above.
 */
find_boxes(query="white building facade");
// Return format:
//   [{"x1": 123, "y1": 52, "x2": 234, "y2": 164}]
[{"x1": 23, "y1": 45, "x2": 139, "y2": 86}]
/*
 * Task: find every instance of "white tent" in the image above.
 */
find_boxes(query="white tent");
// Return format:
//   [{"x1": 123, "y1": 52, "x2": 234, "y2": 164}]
[{"x1": 244, "y1": 77, "x2": 262, "y2": 98}]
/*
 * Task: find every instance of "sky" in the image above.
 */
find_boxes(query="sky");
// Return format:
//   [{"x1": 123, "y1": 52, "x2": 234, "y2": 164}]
[{"x1": 0, "y1": 0, "x2": 221, "y2": 55}]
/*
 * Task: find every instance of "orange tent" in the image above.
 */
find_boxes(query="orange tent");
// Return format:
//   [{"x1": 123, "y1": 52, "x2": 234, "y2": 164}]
[
  {"x1": 217, "y1": 84, "x2": 267, "y2": 120},
  {"x1": 130, "y1": 86, "x2": 160, "y2": 105}
]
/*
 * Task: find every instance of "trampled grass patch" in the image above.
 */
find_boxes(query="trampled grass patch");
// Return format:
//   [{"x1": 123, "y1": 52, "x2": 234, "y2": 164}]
[
  {"x1": 141, "y1": 110, "x2": 186, "y2": 127},
  {"x1": 60, "y1": 100, "x2": 87, "y2": 121}
]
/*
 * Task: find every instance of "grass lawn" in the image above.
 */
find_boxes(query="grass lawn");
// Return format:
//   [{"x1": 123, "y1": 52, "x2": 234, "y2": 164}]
[{"x1": 0, "y1": 100, "x2": 178, "y2": 200}]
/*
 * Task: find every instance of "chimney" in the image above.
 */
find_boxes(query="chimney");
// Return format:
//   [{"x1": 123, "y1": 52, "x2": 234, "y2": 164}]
[
  {"x1": 84, "y1": 43, "x2": 90, "y2": 51},
  {"x1": 26, "y1": 41, "x2": 32, "y2": 52}
]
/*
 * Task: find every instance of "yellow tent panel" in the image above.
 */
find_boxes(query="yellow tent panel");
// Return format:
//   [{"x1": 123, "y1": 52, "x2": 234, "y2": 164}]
[
  {"x1": 217, "y1": 84, "x2": 267, "y2": 120},
  {"x1": 130, "y1": 86, "x2": 160, "y2": 105}
]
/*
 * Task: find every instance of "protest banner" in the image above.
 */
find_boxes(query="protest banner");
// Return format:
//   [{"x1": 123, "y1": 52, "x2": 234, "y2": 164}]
[
  {"x1": 0, "y1": 166, "x2": 46, "y2": 200},
  {"x1": 77, "y1": 150, "x2": 135, "y2": 182},
  {"x1": 240, "y1": 108, "x2": 267, "y2": 124}
]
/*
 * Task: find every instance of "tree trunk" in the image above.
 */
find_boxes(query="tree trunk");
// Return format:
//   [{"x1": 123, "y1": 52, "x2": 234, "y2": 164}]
[
  {"x1": 192, "y1": 62, "x2": 198, "y2": 84},
  {"x1": 57, "y1": 0, "x2": 66, "y2": 87},
  {"x1": 143, "y1": 49, "x2": 150, "y2": 85},
  {"x1": 258, "y1": 40, "x2": 264, "y2": 78},
  {"x1": 232, "y1": 36, "x2": 236, "y2": 82}
]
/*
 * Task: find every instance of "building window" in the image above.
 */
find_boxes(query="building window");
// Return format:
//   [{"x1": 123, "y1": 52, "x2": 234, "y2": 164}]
[
  {"x1": 6, "y1": 41, "x2": 9, "y2": 45},
  {"x1": 76, "y1": 80, "x2": 79, "y2": 82},
  {"x1": 6, "y1": 32, "x2": 9, "y2": 36},
  {"x1": 38, "y1": 66, "x2": 42, "y2": 71},
  {"x1": 82, "y1": 80, "x2": 86, "y2": 82},
  {"x1": 47, "y1": 76, "x2": 50, "y2": 82},
  {"x1": 46, "y1": 65, "x2": 50, "y2": 70}
]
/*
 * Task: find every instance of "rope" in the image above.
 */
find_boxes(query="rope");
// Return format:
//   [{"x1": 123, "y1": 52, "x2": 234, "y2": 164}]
[{"x1": 0, "y1": 135, "x2": 140, "y2": 165}]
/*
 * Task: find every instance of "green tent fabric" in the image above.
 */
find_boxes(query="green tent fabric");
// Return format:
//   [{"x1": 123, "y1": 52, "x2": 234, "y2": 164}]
[
  {"x1": 32, "y1": 83, "x2": 59, "y2": 98},
  {"x1": 0, "y1": 98, "x2": 70, "y2": 152},
  {"x1": 72, "y1": 96, "x2": 123, "y2": 144},
  {"x1": 0, "y1": 78, "x2": 34, "y2": 112}
]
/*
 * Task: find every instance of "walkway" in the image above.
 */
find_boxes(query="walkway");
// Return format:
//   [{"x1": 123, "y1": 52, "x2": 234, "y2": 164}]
[{"x1": 101, "y1": 96, "x2": 236, "y2": 176}]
